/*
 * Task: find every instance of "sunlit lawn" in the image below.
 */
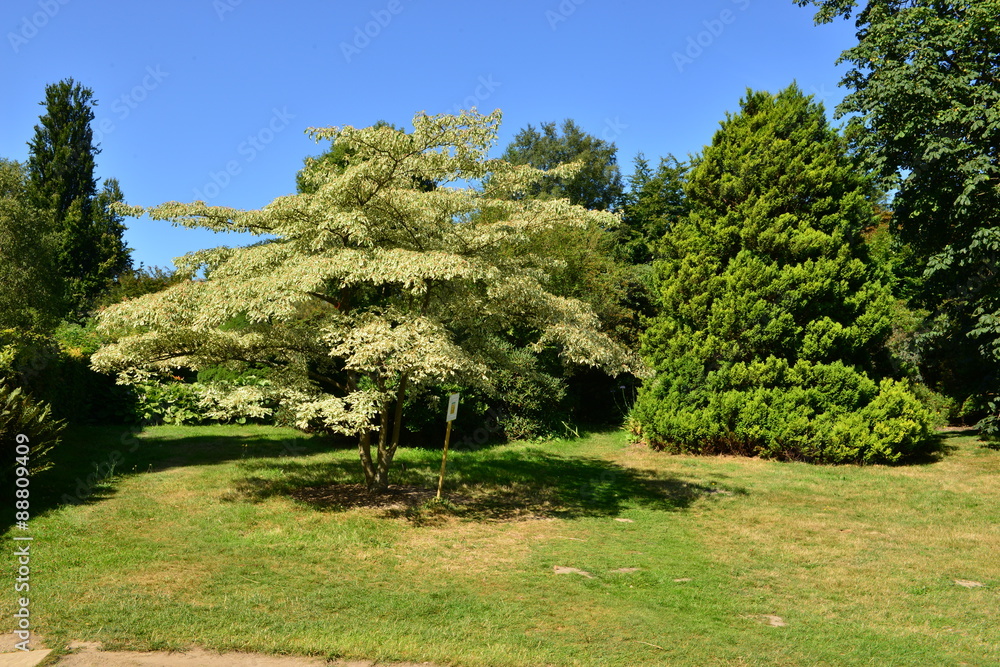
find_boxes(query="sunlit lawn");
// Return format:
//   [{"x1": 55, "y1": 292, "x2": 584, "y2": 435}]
[{"x1": 5, "y1": 423, "x2": 998, "y2": 666}]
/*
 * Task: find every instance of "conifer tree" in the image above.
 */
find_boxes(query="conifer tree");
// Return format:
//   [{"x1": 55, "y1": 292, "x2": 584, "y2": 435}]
[
  {"x1": 617, "y1": 154, "x2": 688, "y2": 265},
  {"x1": 26, "y1": 78, "x2": 131, "y2": 319},
  {"x1": 502, "y1": 119, "x2": 623, "y2": 211},
  {"x1": 632, "y1": 85, "x2": 935, "y2": 464}
]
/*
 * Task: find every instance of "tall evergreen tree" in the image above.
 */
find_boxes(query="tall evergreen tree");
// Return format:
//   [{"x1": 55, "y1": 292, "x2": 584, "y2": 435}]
[
  {"x1": 632, "y1": 85, "x2": 935, "y2": 464},
  {"x1": 26, "y1": 79, "x2": 98, "y2": 219},
  {"x1": 92, "y1": 177, "x2": 132, "y2": 288},
  {"x1": 26, "y1": 78, "x2": 131, "y2": 319}
]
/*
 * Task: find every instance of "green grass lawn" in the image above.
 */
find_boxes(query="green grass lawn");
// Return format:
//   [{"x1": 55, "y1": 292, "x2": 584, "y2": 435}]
[{"x1": 5, "y1": 424, "x2": 999, "y2": 666}]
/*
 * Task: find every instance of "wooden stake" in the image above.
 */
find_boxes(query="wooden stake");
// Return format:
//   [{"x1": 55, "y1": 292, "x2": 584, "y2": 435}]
[{"x1": 436, "y1": 420, "x2": 453, "y2": 499}]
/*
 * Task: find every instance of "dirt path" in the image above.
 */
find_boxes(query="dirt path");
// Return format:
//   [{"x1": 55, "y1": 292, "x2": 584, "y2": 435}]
[
  {"x1": 0, "y1": 639, "x2": 439, "y2": 667},
  {"x1": 52, "y1": 646, "x2": 437, "y2": 666}
]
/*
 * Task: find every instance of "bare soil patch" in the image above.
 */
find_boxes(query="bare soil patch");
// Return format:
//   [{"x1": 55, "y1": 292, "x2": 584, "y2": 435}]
[
  {"x1": 553, "y1": 565, "x2": 593, "y2": 578},
  {"x1": 286, "y1": 482, "x2": 562, "y2": 522}
]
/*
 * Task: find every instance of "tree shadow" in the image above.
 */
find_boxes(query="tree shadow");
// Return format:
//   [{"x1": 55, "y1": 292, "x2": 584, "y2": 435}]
[
  {"x1": 232, "y1": 447, "x2": 748, "y2": 524},
  {"x1": 7, "y1": 425, "x2": 348, "y2": 532},
  {"x1": 904, "y1": 430, "x2": 957, "y2": 465}
]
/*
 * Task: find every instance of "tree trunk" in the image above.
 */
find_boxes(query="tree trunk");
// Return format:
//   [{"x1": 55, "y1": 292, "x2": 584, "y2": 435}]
[
  {"x1": 373, "y1": 401, "x2": 392, "y2": 491},
  {"x1": 358, "y1": 430, "x2": 376, "y2": 489},
  {"x1": 350, "y1": 370, "x2": 379, "y2": 491},
  {"x1": 360, "y1": 376, "x2": 410, "y2": 492},
  {"x1": 387, "y1": 374, "x2": 408, "y2": 462}
]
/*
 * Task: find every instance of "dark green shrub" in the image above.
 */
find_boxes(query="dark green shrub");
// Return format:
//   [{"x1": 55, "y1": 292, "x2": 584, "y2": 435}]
[
  {"x1": 633, "y1": 359, "x2": 933, "y2": 464},
  {"x1": 1, "y1": 326, "x2": 136, "y2": 425},
  {"x1": 979, "y1": 398, "x2": 1000, "y2": 444},
  {"x1": 196, "y1": 364, "x2": 271, "y2": 385}
]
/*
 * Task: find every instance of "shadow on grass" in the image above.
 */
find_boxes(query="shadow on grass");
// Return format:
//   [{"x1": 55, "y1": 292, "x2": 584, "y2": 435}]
[
  {"x1": 7, "y1": 424, "x2": 747, "y2": 532},
  {"x1": 232, "y1": 446, "x2": 747, "y2": 523},
  {"x1": 933, "y1": 426, "x2": 1000, "y2": 450},
  {"x1": 905, "y1": 430, "x2": 957, "y2": 465},
  {"x1": 7, "y1": 425, "x2": 347, "y2": 533}
]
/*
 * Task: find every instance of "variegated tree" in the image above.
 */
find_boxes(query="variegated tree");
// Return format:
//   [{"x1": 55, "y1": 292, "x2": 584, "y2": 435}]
[{"x1": 92, "y1": 111, "x2": 635, "y2": 490}]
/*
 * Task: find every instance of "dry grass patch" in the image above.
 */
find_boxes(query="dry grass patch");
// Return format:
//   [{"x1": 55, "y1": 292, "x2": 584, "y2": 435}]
[
  {"x1": 396, "y1": 516, "x2": 574, "y2": 579},
  {"x1": 124, "y1": 561, "x2": 218, "y2": 600}
]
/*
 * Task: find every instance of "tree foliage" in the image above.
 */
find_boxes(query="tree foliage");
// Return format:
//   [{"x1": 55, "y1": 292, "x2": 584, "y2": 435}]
[
  {"x1": 94, "y1": 264, "x2": 183, "y2": 310},
  {"x1": 499, "y1": 119, "x2": 656, "y2": 427},
  {"x1": 93, "y1": 111, "x2": 636, "y2": 489},
  {"x1": 0, "y1": 159, "x2": 61, "y2": 332},
  {"x1": 502, "y1": 119, "x2": 624, "y2": 211},
  {"x1": 617, "y1": 154, "x2": 689, "y2": 265},
  {"x1": 26, "y1": 78, "x2": 131, "y2": 319},
  {"x1": 295, "y1": 119, "x2": 401, "y2": 195},
  {"x1": 797, "y1": 0, "x2": 1000, "y2": 417},
  {"x1": 632, "y1": 85, "x2": 936, "y2": 464}
]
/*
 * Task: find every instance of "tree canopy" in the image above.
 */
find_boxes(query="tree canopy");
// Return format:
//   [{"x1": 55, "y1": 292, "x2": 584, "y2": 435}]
[
  {"x1": 502, "y1": 119, "x2": 624, "y2": 211},
  {"x1": 617, "y1": 154, "x2": 688, "y2": 265},
  {"x1": 93, "y1": 111, "x2": 637, "y2": 489},
  {"x1": 0, "y1": 159, "x2": 61, "y2": 332}
]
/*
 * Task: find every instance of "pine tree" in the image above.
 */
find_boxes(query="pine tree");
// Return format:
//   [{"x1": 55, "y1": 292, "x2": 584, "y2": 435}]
[
  {"x1": 632, "y1": 85, "x2": 935, "y2": 464},
  {"x1": 617, "y1": 153, "x2": 688, "y2": 265}
]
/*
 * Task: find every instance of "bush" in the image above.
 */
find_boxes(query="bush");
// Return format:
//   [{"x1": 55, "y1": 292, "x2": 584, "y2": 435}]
[
  {"x1": 128, "y1": 378, "x2": 277, "y2": 427},
  {"x1": 632, "y1": 358, "x2": 937, "y2": 464},
  {"x1": 979, "y1": 398, "x2": 1000, "y2": 443},
  {"x1": 1, "y1": 383, "x2": 65, "y2": 485},
  {"x1": 633, "y1": 86, "x2": 939, "y2": 464},
  {"x1": 131, "y1": 382, "x2": 207, "y2": 425}
]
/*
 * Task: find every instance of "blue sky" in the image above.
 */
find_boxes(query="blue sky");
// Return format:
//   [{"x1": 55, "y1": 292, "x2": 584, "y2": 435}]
[{"x1": 2, "y1": 0, "x2": 856, "y2": 271}]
